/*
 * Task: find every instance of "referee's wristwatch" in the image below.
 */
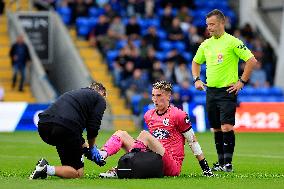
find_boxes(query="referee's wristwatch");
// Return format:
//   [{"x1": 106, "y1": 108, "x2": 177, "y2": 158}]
[
  {"x1": 193, "y1": 76, "x2": 201, "y2": 84},
  {"x1": 239, "y1": 77, "x2": 248, "y2": 85}
]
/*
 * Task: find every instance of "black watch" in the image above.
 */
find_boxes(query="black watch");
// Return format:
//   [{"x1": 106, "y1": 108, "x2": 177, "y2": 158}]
[
  {"x1": 239, "y1": 77, "x2": 248, "y2": 85},
  {"x1": 193, "y1": 76, "x2": 201, "y2": 84}
]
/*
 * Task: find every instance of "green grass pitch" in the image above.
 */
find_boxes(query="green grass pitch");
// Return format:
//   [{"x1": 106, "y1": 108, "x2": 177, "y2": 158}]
[{"x1": 0, "y1": 131, "x2": 283, "y2": 189}]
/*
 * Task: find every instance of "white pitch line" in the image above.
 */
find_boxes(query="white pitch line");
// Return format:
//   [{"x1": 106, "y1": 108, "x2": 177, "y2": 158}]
[{"x1": 205, "y1": 152, "x2": 284, "y2": 159}]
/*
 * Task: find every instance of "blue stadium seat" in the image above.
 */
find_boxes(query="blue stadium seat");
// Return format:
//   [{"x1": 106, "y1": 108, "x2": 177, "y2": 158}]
[
  {"x1": 106, "y1": 50, "x2": 119, "y2": 69},
  {"x1": 76, "y1": 17, "x2": 91, "y2": 37},
  {"x1": 116, "y1": 40, "x2": 127, "y2": 49},
  {"x1": 160, "y1": 41, "x2": 173, "y2": 51},
  {"x1": 173, "y1": 41, "x2": 186, "y2": 52},
  {"x1": 155, "y1": 51, "x2": 166, "y2": 61},
  {"x1": 89, "y1": 7, "x2": 105, "y2": 17},
  {"x1": 131, "y1": 94, "x2": 142, "y2": 115},
  {"x1": 173, "y1": 84, "x2": 181, "y2": 93},
  {"x1": 57, "y1": 7, "x2": 72, "y2": 25},
  {"x1": 182, "y1": 52, "x2": 192, "y2": 62},
  {"x1": 193, "y1": 95, "x2": 206, "y2": 104},
  {"x1": 157, "y1": 29, "x2": 167, "y2": 40}
]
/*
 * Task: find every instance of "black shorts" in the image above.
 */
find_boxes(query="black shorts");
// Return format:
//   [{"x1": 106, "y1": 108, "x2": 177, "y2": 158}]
[
  {"x1": 38, "y1": 122, "x2": 84, "y2": 170},
  {"x1": 206, "y1": 87, "x2": 237, "y2": 129}
]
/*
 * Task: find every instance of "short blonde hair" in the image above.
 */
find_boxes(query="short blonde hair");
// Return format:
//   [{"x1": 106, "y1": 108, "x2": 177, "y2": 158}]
[{"x1": 153, "y1": 80, "x2": 172, "y2": 93}]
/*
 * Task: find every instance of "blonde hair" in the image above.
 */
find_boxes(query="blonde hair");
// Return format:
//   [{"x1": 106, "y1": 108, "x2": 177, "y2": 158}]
[{"x1": 153, "y1": 80, "x2": 172, "y2": 93}]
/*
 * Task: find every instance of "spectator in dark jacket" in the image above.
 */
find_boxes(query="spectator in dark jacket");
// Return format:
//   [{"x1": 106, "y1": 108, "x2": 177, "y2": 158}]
[{"x1": 9, "y1": 35, "x2": 30, "y2": 92}]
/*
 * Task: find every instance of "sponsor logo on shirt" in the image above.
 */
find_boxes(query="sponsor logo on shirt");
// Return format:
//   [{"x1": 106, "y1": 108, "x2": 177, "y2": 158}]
[
  {"x1": 163, "y1": 118, "x2": 170, "y2": 126},
  {"x1": 153, "y1": 129, "x2": 170, "y2": 139}
]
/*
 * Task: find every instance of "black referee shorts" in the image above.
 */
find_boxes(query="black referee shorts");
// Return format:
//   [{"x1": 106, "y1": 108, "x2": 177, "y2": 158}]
[
  {"x1": 206, "y1": 87, "x2": 237, "y2": 129},
  {"x1": 38, "y1": 122, "x2": 84, "y2": 170}
]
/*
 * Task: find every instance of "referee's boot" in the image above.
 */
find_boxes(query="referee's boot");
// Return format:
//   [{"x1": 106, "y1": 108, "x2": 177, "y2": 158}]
[
  {"x1": 29, "y1": 158, "x2": 49, "y2": 179},
  {"x1": 212, "y1": 162, "x2": 223, "y2": 171},
  {"x1": 221, "y1": 163, "x2": 233, "y2": 172}
]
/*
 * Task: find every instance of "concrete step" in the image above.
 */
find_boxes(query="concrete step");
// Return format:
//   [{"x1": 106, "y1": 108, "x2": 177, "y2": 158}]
[
  {"x1": 79, "y1": 49, "x2": 97, "y2": 58},
  {"x1": 0, "y1": 46, "x2": 10, "y2": 57},
  {"x1": 113, "y1": 119, "x2": 136, "y2": 132}
]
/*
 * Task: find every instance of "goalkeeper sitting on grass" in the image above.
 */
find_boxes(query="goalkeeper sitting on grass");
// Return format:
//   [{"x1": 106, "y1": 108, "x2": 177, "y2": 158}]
[{"x1": 98, "y1": 80, "x2": 213, "y2": 178}]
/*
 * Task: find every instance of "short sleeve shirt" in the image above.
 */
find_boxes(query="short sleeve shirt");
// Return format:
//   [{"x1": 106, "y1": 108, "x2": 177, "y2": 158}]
[
  {"x1": 144, "y1": 106, "x2": 191, "y2": 165},
  {"x1": 193, "y1": 32, "x2": 254, "y2": 87}
]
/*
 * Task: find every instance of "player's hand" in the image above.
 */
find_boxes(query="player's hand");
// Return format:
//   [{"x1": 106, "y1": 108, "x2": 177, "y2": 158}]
[
  {"x1": 226, "y1": 81, "x2": 244, "y2": 94},
  {"x1": 194, "y1": 80, "x2": 207, "y2": 91},
  {"x1": 90, "y1": 145, "x2": 106, "y2": 166}
]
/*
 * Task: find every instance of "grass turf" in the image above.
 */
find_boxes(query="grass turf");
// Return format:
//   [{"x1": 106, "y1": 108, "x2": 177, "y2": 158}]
[{"x1": 0, "y1": 131, "x2": 283, "y2": 189}]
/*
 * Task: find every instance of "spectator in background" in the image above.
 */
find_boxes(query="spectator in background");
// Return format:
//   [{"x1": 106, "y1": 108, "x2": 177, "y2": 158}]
[
  {"x1": 144, "y1": 0, "x2": 155, "y2": 18},
  {"x1": 9, "y1": 35, "x2": 30, "y2": 92},
  {"x1": 70, "y1": 0, "x2": 89, "y2": 24},
  {"x1": 124, "y1": 68, "x2": 148, "y2": 104},
  {"x1": 175, "y1": 63, "x2": 191, "y2": 85},
  {"x1": 180, "y1": 15, "x2": 193, "y2": 33},
  {"x1": 113, "y1": 47, "x2": 131, "y2": 85},
  {"x1": 164, "y1": 61, "x2": 177, "y2": 84},
  {"x1": 103, "y1": 3, "x2": 117, "y2": 21},
  {"x1": 143, "y1": 26, "x2": 160, "y2": 50},
  {"x1": 89, "y1": 15, "x2": 109, "y2": 50},
  {"x1": 184, "y1": 25, "x2": 203, "y2": 54},
  {"x1": 166, "y1": 48, "x2": 186, "y2": 65},
  {"x1": 126, "y1": 16, "x2": 141, "y2": 40},
  {"x1": 161, "y1": 4, "x2": 174, "y2": 32},
  {"x1": 108, "y1": 16, "x2": 126, "y2": 40},
  {"x1": 250, "y1": 61, "x2": 269, "y2": 88},
  {"x1": 149, "y1": 61, "x2": 165, "y2": 83},
  {"x1": 168, "y1": 17, "x2": 184, "y2": 42},
  {"x1": 171, "y1": 92, "x2": 183, "y2": 109},
  {"x1": 176, "y1": 5, "x2": 189, "y2": 22},
  {"x1": 140, "y1": 47, "x2": 157, "y2": 70},
  {"x1": 137, "y1": 90, "x2": 152, "y2": 116}
]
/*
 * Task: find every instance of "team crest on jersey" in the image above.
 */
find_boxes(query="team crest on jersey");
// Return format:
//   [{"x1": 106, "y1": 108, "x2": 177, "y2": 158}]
[
  {"x1": 163, "y1": 118, "x2": 170, "y2": 126},
  {"x1": 153, "y1": 129, "x2": 170, "y2": 139},
  {"x1": 184, "y1": 115, "x2": 190, "y2": 125},
  {"x1": 217, "y1": 53, "x2": 223, "y2": 63}
]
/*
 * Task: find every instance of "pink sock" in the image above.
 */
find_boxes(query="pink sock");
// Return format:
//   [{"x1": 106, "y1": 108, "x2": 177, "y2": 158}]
[
  {"x1": 103, "y1": 135, "x2": 123, "y2": 157},
  {"x1": 129, "y1": 140, "x2": 147, "y2": 152}
]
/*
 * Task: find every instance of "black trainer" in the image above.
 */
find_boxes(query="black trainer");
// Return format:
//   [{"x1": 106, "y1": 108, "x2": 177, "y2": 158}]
[
  {"x1": 221, "y1": 163, "x2": 233, "y2": 172},
  {"x1": 212, "y1": 162, "x2": 223, "y2": 171},
  {"x1": 36, "y1": 158, "x2": 49, "y2": 167},
  {"x1": 29, "y1": 158, "x2": 49, "y2": 180}
]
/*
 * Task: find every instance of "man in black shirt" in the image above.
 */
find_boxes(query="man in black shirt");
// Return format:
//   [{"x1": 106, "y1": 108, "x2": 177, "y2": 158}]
[{"x1": 29, "y1": 82, "x2": 107, "y2": 179}]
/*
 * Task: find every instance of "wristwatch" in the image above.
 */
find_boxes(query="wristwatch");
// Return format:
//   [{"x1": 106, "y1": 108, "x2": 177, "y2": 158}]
[
  {"x1": 239, "y1": 77, "x2": 248, "y2": 85},
  {"x1": 193, "y1": 76, "x2": 201, "y2": 84}
]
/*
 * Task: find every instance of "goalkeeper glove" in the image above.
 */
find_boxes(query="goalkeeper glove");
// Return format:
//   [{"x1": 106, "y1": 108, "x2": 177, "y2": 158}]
[{"x1": 89, "y1": 145, "x2": 106, "y2": 167}]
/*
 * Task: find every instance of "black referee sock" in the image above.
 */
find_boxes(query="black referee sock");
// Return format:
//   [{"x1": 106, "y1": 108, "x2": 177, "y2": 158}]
[
  {"x1": 214, "y1": 131, "x2": 224, "y2": 165},
  {"x1": 223, "y1": 130, "x2": 235, "y2": 165}
]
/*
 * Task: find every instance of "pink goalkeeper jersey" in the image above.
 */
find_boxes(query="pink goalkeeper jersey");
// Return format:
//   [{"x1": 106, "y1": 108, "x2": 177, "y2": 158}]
[{"x1": 144, "y1": 105, "x2": 191, "y2": 165}]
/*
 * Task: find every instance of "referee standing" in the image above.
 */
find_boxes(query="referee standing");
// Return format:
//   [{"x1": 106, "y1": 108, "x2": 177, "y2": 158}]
[
  {"x1": 191, "y1": 9, "x2": 257, "y2": 172},
  {"x1": 30, "y1": 82, "x2": 107, "y2": 179}
]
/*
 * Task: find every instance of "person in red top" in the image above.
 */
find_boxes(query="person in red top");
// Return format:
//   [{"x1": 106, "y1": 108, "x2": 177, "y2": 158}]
[{"x1": 99, "y1": 80, "x2": 213, "y2": 178}]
